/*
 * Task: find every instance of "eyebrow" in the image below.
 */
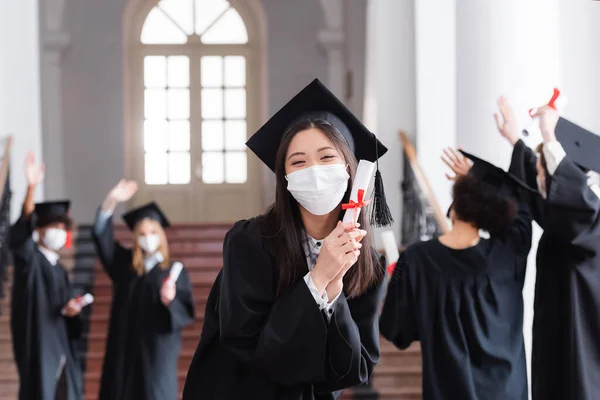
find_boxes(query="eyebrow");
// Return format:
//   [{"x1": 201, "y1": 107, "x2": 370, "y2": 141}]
[{"x1": 287, "y1": 147, "x2": 337, "y2": 161}]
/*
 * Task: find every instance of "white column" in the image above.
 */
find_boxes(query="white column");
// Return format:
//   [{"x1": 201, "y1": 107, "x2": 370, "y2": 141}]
[
  {"x1": 557, "y1": 0, "x2": 600, "y2": 134},
  {"x1": 318, "y1": 0, "x2": 345, "y2": 98},
  {"x1": 455, "y1": 0, "x2": 560, "y2": 392},
  {"x1": 40, "y1": 26, "x2": 70, "y2": 199},
  {"x1": 0, "y1": 0, "x2": 45, "y2": 221},
  {"x1": 414, "y1": 0, "x2": 457, "y2": 212},
  {"x1": 363, "y1": 0, "x2": 416, "y2": 246}
]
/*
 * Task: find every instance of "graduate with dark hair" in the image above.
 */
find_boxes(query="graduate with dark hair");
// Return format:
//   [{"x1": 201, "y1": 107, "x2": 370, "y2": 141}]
[
  {"x1": 497, "y1": 97, "x2": 600, "y2": 400},
  {"x1": 9, "y1": 152, "x2": 83, "y2": 400},
  {"x1": 92, "y1": 180, "x2": 195, "y2": 400},
  {"x1": 379, "y1": 144, "x2": 535, "y2": 400},
  {"x1": 183, "y1": 79, "x2": 389, "y2": 399}
]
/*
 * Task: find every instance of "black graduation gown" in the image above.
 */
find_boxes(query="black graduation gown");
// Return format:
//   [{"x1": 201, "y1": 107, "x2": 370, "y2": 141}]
[
  {"x1": 91, "y1": 210, "x2": 195, "y2": 400},
  {"x1": 379, "y1": 195, "x2": 533, "y2": 400},
  {"x1": 509, "y1": 139, "x2": 600, "y2": 400},
  {"x1": 8, "y1": 216, "x2": 83, "y2": 400},
  {"x1": 182, "y1": 217, "x2": 386, "y2": 400}
]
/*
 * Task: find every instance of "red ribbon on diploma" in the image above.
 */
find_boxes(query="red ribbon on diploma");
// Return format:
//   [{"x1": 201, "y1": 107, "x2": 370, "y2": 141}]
[
  {"x1": 342, "y1": 189, "x2": 368, "y2": 227},
  {"x1": 387, "y1": 261, "x2": 397, "y2": 276},
  {"x1": 529, "y1": 88, "x2": 560, "y2": 117}
]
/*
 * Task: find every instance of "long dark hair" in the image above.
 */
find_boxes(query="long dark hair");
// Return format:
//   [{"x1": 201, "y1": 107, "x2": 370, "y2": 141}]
[{"x1": 262, "y1": 119, "x2": 383, "y2": 299}]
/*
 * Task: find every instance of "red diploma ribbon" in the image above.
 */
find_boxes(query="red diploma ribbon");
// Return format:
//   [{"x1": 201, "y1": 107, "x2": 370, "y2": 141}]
[
  {"x1": 387, "y1": 261, "x2": 397, "y2": 276},
  {"x1": 342, "y1": 189, "x2": 368, "y2": 227},
  {"x1": 529, "y1": 88, "x2": 560, "y2": 117}
]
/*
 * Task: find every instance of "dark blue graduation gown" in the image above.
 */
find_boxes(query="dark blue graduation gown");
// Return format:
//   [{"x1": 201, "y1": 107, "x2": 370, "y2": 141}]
[
  {"x1": 91, "y1": 211, "x2": 195, "y2": 400},
  {"x1": 182, "y1": 217, "x2": 386, "y2": 400},
  {"x1": 509, "y1": 139, "x2": 600, "y2": 400},
  {"x1": 9, "y1": 216, "x2": 83, "y2": 400},
  {"x1": 380, "y1": 189, "x2": 533, "y2": 399}
]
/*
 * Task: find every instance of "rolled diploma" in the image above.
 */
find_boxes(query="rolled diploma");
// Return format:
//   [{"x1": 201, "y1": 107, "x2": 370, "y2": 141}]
[
  {"x1": 62, "y1": 293, "x2": 94, "y2": 315},
  {"x1": 166, "y1": 261, "x2": 183, "y2": 284},
  {"x1": 78, "y1": 293, "x2": 94, "y2": 308},
  {"x1": 381, "y1": 230, "x2": 399, "y2": 266},
  {"x1": 342, "y1": 160, "x2": 375, "y2": 224}
]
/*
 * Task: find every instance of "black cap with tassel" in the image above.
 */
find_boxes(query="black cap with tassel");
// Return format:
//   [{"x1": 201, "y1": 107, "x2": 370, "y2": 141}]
[{"x1": 370, "y1": 135, "x2": 394, "y2": 227}]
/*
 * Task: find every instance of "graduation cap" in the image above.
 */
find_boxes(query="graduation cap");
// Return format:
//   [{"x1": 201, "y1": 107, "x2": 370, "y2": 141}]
[
  {"x1": 122, "y1": 202, "x2": 171, "y2": 231},
  {"x1": 246, "y1": 78, "x2": 393, "y2": 226},
  {"x1": 35, "y1": 201, "x2": 70, "y2": 220},
  {"x1": 555, "y1": 117, "x2": 600, "y2": 173},
  {"x1": 459, "y1": 150, "x2": 537, "y2": 195},
  {"x1": 446, "y1": 151, "x2": 537, "y2": 218},
  {"x1": 34, "y1": 201, "x2": 72, "y2": 228}
]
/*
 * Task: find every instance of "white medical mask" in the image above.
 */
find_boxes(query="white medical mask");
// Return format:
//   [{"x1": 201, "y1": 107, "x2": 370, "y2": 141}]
[
  {"x1": 286, "y1": 164, "x2": 349, "y2": 215},
  {"x1": 41, "y1": 228, "x2": 67, "y2": 251},
  {"x1": 138, "y1": 234, "x2": 161, "y2": 253}
]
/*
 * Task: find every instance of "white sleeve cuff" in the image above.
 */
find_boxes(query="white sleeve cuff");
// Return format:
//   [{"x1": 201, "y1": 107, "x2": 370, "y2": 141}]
[
  {"x1": 543, "y1": 141, "x2": 566, "y2": 176},
  {"x1": 303, "y1": 272, "x2": 328, "y2": 310},
  {"x1": 323, "y1": 291, "x2": 342, "y2": 320}
]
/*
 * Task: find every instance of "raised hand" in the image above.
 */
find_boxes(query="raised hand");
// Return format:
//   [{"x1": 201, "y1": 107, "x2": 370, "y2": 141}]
[
  {"x1": 494, "y1": 96, "x2": 520, "y2": 146},
  {"x1": 533, "y1": 106, "x2": 559, "y2": 143},
  {"x1": 62, "y1": 299, "x2": 82, "y2": 317},
  {"x1": 441, "y1": 147, "x2": 472, "y2": 181},
  {"x1": 102, "y1": 179, "x2": 138, "y2": 212},
  {"x1": 160, "y1": 281, "x2": 176, "y2": 306},
  {"x1": 310, "y1": 221, "x2": 365, "y2": 295},
  {"x1": 25, "y1": 152, "x2": 44, "y2": 187}
]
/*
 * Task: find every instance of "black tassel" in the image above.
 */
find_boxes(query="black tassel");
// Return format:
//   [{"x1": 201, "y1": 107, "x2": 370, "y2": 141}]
[{"x1": 370, "y1": 169, "x2": 394, "y2": 227}]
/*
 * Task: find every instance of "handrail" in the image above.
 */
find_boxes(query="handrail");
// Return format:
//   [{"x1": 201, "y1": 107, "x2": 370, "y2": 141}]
[
  {"x1": 399, "y1": 131, "x2": 450, "y2": 233},
  {"x1": 0, "y1": 136, "x2": 13, "y2": 201}
]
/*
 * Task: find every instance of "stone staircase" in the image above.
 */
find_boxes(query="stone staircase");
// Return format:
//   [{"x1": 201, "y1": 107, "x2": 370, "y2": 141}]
[{"x1": 0, "y1": 268, "x2": 18, "y2": 400}]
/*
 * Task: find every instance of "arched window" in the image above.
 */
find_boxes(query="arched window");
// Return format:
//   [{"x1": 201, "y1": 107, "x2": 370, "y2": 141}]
[
  {"x1": 140, "y1": 0, "x2": 249, "y2": 185},
  {"x1": 125, "y1": 0, "x2": 264, "y2": 222}
]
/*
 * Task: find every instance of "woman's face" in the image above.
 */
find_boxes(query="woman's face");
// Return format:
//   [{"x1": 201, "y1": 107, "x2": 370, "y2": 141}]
[
  {"x1": 136, "y1": 218, "x2": 161, "y2": 236},
  {"x1": 284, "y1": 128, "x2": 345, "y2": 175}
]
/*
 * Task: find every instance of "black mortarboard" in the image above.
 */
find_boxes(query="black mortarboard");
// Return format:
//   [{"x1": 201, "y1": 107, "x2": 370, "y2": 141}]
[
  {"x1": 446, "y1": 151, "x2": 537, "y2": 218},
  {"x1": 555, "y1": 117, "x2": 600, "y2": 173},
  {"x1": 122, "y1": 202, "x2": 171, "y2": 231},
  {"x1": 34, "y1": 201, "x2": 70, "y2": 220},
  {"x1": 246, "y1": 78, "x2": 393, "y2": 226},
  {"x1": 34, "y1": 201, "x2": 72, "y2": 228},
  {"x1": 460, "y1": 150, "x2": 538, "y2": 195},
  {"x1": 246, "y1": 78, "x2": 388, "y2": 172}
]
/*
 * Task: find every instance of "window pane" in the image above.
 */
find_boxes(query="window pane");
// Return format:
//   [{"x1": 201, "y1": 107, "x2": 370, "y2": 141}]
[
  {"x1": 144, "y1": 56, "x2": 167, "y2": 88},
  {"x1": 202, "y1": 121, "x2": 224, "y2": 150},
  {"x1": 201, "y1": 7, "x2": 248, "y2": 44},
  {"x1": 202, "y1": 89, "x2": 223, "y2": 119},
  {"x1": 224, "y1": 120, "x2": 246, "y2": 150},
  {"x1": 195, "y1": 0, "x2": 230, "y2": 35},
  {"x1": 224, "y1": 56, "x2": 245, "y2": 87},
  {"x1": 144, "y1": 119, "x2": 168, "y2": 152},
  {"x1": 167, "y1": 56, "x2": 190, "y2": 87},
  {"x1": 225, "y1": 151, "x2": 247, "y2": 183},
  {"x1": 141, "y1": 7, "x2": 187, "y2": 44},
  {"x1": 145, "y1": 89, "x2": 167, "y2": 119},
  {"x1": 168, "y1": 121, "x2": 190, "y2": 151},
  {"x1": 145, "y1": 152, "x2": 168, "y2": 184},
  {"x1": 202, "y1": 152, "x2": 224, "y2": 183},
  {"x1": 201, "y1": 56, "x2": 223, "y2": 87},
  {"x1": 168, "y1": 152, "x2": 191, "y2": 184},
  {"x1": 158, "y1": 0, "x2": 194, "y2": 35},
  {"x1": 224, "y1": 89, "x2": 245, "y2": 119},
  {"x1": 167, "y1": 89, "x2": 190, "y2": 120}
]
